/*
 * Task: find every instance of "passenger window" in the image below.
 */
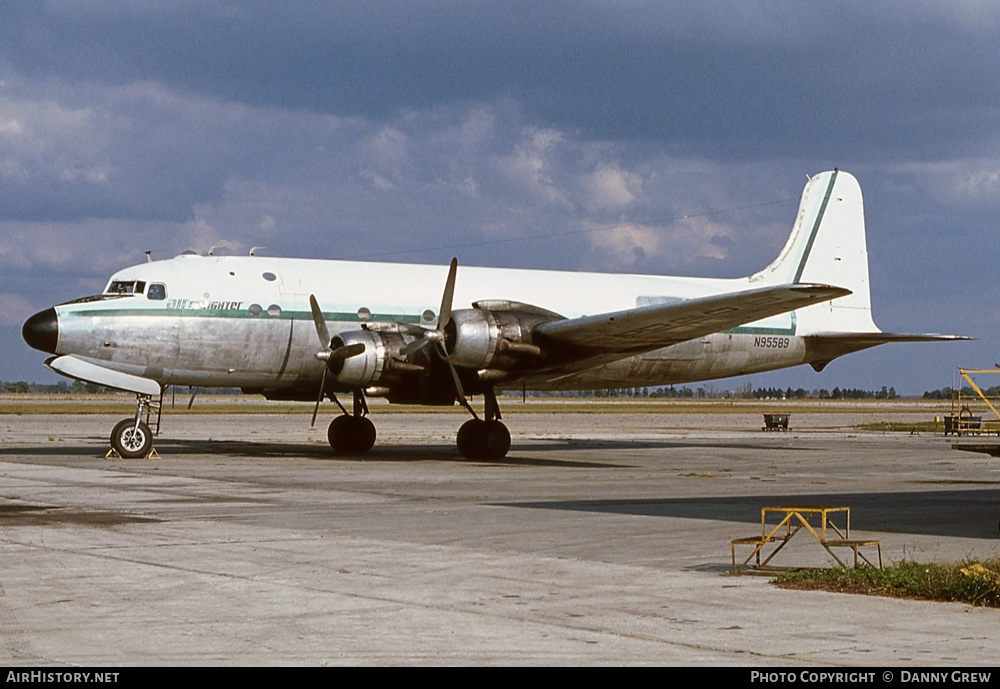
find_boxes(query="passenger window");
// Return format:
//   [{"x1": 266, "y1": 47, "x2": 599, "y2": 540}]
[{"x1": 147, "y1": 283, "x2": 166, "y2": 300}]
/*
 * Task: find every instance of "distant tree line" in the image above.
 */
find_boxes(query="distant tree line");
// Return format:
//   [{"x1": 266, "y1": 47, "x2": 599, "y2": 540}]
[
  {"x1": 921, "y1": 386, "x2": 1000, "y2": 400},
  {"x1": 752, "y1": 386, "x2": 898, "y2": 400},
  {"x1": 509, "y1": 384, "x2": 903, "y2": 400},
  {"x1": 2, "y1": 380, "x2": 100, "y2": 394},
  {"x1": 3, "y1": 380, "x2": 992, "y2": 401}
]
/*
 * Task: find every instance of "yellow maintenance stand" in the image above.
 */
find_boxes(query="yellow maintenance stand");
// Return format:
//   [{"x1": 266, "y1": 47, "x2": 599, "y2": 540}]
[
  {"x1": 731, "y1": 506, "x2": 882, "y2": 574},
  {"x1": 946, "y1": 368, "x2": 1000, "y2": 436}
]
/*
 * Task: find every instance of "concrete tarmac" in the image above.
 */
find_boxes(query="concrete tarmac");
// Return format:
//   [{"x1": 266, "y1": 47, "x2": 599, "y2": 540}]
[{"x1": 1, "y1": 407, "x2": 998, "y2": 666}]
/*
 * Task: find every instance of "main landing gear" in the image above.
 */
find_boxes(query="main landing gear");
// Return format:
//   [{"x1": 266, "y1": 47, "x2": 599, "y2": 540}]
[
  {"x1": 455, "y1": 388, "x2": 511, "y2": 461},
  {"x1": 326, "y1": 390, "x2": 377, "y2": 454},
  {"x1": 323, "y1": 387, "x2": 511, "y2": 460}
]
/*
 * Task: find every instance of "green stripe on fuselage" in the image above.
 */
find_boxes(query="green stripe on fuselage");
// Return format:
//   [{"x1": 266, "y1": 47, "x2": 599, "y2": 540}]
[
  {"x1": 726, "y1": 312, "x2": 797, "y2": 336},
  {"x1": 64, "y1": 307, "x2": 424, "y2": 324}
]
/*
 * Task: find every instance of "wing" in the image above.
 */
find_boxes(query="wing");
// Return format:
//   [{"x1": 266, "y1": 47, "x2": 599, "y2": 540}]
[{"x1": 534, "y1": 283, "x2": 851, "y2": 355}]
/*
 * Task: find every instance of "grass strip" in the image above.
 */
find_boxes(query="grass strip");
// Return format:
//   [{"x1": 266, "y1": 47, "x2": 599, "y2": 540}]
[{"x1": 774, "y1": 559, "x2": 1000, "y2": 607}]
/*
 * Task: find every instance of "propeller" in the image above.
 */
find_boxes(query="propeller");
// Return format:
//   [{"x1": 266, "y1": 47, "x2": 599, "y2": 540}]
[
  {"x1": 308, "y1": 294, "x2": 365, "y2": 426},
  {"x1": 399, "y1": 258, "x2": 456, "y2": 360},
  {"x1": 398, "y1": 258, "x2": 469, "y2": 405},
  {"x1": 309, "y1": 259, "x2": 470, "y2": 423}
]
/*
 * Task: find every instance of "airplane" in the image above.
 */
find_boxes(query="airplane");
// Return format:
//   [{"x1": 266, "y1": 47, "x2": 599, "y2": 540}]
[{"x1": 22, "y1": 169, "x2": 965, "y2": 460}]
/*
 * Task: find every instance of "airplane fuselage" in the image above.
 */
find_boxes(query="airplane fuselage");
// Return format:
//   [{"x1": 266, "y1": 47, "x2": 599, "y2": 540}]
[{"x1": 48, "y1": 254, "x2": 811, "y2": 396}]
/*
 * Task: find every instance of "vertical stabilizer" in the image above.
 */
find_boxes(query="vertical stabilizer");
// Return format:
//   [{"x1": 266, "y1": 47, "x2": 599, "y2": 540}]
[{"x1": 751, "y1": 170, "x2": 880, "y2": 335}]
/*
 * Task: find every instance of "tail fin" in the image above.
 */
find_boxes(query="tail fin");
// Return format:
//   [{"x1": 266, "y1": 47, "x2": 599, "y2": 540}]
[
  {"x1": 752, "y1": 169, "x2": 969, "y2": 369},
  {"x1": 751, "y1": 169, "x2": 879, "y2": 335}
]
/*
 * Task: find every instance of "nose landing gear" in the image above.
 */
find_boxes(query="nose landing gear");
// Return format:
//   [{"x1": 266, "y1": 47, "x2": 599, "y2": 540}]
[{"x1": 109, "y1": 392, "x2": 161, "y2": 459}]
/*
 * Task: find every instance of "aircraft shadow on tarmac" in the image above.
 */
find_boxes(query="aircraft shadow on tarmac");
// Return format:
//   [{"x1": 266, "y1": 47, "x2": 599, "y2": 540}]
[
  {"x1": 499, "y1": 490, "x2": 1000, "y2": 540},
  {"x1": 156, "y1": 439, "x2": 632, "y2": 468},
  {"x1": 5, "y1": 437, "x2": 629, "y2": 468}
]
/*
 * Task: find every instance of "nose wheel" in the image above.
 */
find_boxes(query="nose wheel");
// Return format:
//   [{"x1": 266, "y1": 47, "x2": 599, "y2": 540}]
[{"x1": 110, "y1": 418, "x2": 153, "y2": 459}]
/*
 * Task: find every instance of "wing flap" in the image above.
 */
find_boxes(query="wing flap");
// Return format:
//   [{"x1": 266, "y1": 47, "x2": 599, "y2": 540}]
[{"x1": 535, "y1": 283, "x2": 851, "y2": 353}]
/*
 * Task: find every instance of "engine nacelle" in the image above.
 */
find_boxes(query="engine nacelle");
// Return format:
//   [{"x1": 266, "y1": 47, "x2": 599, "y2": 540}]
[
  {"x1": 328, "y1": 330, "x2": 407, "y2": 388},
  {"x1": 444, "y1": 301, "x2": 559, "y2": 371}
]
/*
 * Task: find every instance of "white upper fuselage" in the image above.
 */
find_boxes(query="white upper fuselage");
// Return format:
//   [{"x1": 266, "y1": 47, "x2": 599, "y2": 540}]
[{"x1": 51, "y1": 253, "x2": 806, "y2": 392}]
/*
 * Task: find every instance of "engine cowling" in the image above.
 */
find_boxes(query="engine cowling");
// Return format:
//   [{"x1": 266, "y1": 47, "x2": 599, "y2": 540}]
[
  {"x1": 444, "y1": 301, "x2": 560, "y2": 371},
  {"x1": 327, "y1": 330, "x2": 407, "y2": 388}
]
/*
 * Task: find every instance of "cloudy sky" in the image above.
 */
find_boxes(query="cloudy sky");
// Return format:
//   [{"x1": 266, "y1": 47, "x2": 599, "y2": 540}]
[{"x1": 2, "y1": 2, "x2": 998, "y2": 394}]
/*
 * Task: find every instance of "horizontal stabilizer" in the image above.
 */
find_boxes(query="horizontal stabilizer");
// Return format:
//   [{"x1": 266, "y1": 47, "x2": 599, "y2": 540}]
[
  {"x1": 806, "y1": 332, "x2": 973, "y2": 345},
  {"x1": 803, "y1": 332, "x2": 972, "y2": 372},
  {"x1": 536, "y1": 283, "x2": 851, "y2": 353}
]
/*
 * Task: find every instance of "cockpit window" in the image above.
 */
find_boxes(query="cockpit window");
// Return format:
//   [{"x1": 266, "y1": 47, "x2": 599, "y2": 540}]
[
  {"x1": 147, "y1": 283, "x2": 166, "y2": 300},
  {"x1": 106, "y1": 280, "x2": 146, "y2": 295}
]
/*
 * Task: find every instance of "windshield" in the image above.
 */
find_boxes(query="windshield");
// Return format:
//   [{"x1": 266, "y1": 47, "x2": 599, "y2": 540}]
[{"x1": 105, "y1": 280, "x2": 146, "y2": 295}]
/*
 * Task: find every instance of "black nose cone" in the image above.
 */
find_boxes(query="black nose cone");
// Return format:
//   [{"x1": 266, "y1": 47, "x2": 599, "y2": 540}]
[{"x1": 22, "y1": 308, "x2": 59, "y2": 354}]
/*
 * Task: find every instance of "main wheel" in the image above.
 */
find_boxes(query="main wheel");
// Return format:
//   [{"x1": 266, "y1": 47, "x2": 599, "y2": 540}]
[
  {"x1": 328, "y1": 416, "x2": 377, "y2": 454},
  {"x1": 457, "y1": 419, "x2": 485, "y2": 459},
  {"x1": 456, "y1": 419, "x2": 510, "y2": 460},
  {"x1": 349, "y1": 416, "x2": 377, "y2": 453},
  {"x1": 481, "y1": 420, "x2": 511, "y2": 460},
  {"x1": 110, "y1": 418, "x2": 153, "y2": 459}
]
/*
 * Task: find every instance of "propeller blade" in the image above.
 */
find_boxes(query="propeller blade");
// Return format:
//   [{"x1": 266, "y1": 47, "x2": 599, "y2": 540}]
[
  {"x1": 436, "y1": 342, "x2": 467, "y2": 403},
  {"x1": 400, "y1": 329, "x2": 443, "y2": 360},
  {"x1": 400, "y1": 337, "x2": 432, "y2": 359},
  {"x1": 398, "y1": 259, "x2": 456, "y2": 364},
  {"x1": 438, "y1": 258, "x2": 458, "y2": 332},
  {"x1": 309, "y1": 294, "x2": 332, "y2": 350},
  {"x1": 329, "y1": 342, "x2": 366, "y2": 361},
  {"x1": 311, "y1": 366, "x2": 327, "y2": 427}
]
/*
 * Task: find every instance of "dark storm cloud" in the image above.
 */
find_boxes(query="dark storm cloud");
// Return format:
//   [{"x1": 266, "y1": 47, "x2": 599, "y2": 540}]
[{"x1": 3, "y1": 2, "x2": 997, "y2": 161}]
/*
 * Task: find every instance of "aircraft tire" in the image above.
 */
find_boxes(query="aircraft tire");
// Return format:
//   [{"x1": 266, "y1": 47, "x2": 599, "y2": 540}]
[
  {"x1": 457, "y1": 419, "x2": 485, "y2": 459},
  {"x1": 328, "y1": 415, "x2": 352, "y2": 453},
  {"x1": 351, "y1": 416, "x2": 377, "y2": 453},
  {"x1": 328, "y1": 415, "x2": 376, "y2": 454},
  {"x1": 110, "y1": 418, "x2": 153, "y2": 459},
  {"x1": 457, "y1": 419, "x2": 510, "y2": 460},
  {"x1": 481, "y1": 420, "x2": 511, "y2": 460}
]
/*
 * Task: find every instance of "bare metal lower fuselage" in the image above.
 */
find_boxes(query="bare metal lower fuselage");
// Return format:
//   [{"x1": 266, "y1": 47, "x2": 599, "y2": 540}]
[{"x1": 56, "y1": 304, "x2": 814, "y2": 394}]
